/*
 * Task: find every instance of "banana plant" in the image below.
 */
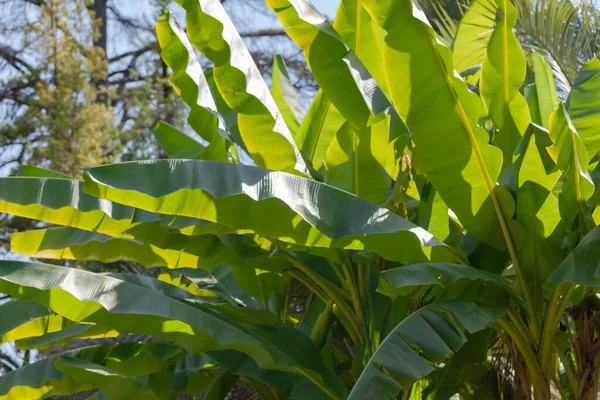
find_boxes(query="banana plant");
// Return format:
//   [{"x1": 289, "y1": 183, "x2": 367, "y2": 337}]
[{"x1": 0, "y1": 0, "x2": 600, "y2": 398}]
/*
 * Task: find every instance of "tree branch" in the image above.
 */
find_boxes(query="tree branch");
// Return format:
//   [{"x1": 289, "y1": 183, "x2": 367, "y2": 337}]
[
  {"x1": 0, "y1": 44, "x2": 37, "y2": 76},
  {"x1": 240, "y1": 29, "x2": 287, "y2": 38},
  {"x1": 108, "y1": 43, "x2": 155, "y2": 63},
  {"x1": 107, "y1": 4, "x2": 153, "y2": 34}
]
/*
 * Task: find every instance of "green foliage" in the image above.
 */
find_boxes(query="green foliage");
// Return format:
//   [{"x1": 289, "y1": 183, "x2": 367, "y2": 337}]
[{"x1": 1, "y1": 0, "x2": 600, "y2": 399}]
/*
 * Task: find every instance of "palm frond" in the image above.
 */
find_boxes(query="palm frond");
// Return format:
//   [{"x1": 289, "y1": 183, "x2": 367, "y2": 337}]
[{"x1": 516, "y1": 0, "x2": 599, "y2": 89}]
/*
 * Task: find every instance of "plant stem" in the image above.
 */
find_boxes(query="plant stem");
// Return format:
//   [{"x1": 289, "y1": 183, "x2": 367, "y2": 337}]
[
  {"x1": 245, "y1": 377, "x2": 276, "y2": 400},
  {"x1": 286, "y1": 271, "x2": 328, "y2": 302},
  {"x1": 551, "y1": 373, "x2": 568, "y2": 400},
  {"x1": 282, "y1": 278, "x2": 290, "y2": 324},
  {"x1": 358, "y1": 263, "x2": 367, "y2": 304},
  {"x1": 341, "y1": 262, "x2": 364, "y2": 326},
  {"x1": 287, "y1": 270, "x2": 362, "y2": 345},
  {"x1": 341, "y1": 260, "x2": 371, "y2": 355},
  {"x1": 508, "y1": 310, "x2": 536, "y2": 350},
  {"x1": 327, "y1": 260, "x2": 347, "y2": 288},
  {"x1": 498, "y1": 318, "x2": 548, "y2": 398},
  {"x1": 540, "y1": 284, "x2": 574, "y2": 373},
  {"x1": 287, "y1": 257, "x2": 363, "y2": 343},
  {"x1": 554, "y1": 342, "x2": 578, "y2": 395},
  {"x1": 256, "y1": 271, "x2": 268, "y2": 310}
]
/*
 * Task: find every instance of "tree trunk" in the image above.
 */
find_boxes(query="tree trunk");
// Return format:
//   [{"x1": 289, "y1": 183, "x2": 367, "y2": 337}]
[{"x1": 91, "y1": 0, "x2": 108, "y2": 103}]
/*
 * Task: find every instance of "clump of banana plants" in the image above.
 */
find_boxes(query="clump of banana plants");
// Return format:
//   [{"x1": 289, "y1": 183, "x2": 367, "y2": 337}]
[{"x1": 0, "y1": 0, "x2": 600, "y2": 398}]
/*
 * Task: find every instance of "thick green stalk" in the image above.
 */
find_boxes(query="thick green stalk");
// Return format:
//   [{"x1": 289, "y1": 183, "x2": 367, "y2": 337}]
[
  {"x1": 327, "y1": 260, "x2": 347, "y2": 289},
  {"x1": 508, "y1": 310, "x2": 536, "y2": 351},
  {"x1": 554, "y1": 342, "x2": 578, "y2": 395},
  {"x1": 256, "y1": 272, "x2": 268, "y2": 310},
  {"x1": 540, "y1": 284, "x2": 574, "y2": 373},
  {"x1": 287, "y1": 270, "x2": 362, "y2": 346},
  {"x1": 341, "y1": 262, "x2": 364, "y2": 326},
  {"x1": 498, "y1": 318, "x2": 549, "y2": 398},
  {"x1": 287, "y1": 257, "x2": 363, "y2": 342}
]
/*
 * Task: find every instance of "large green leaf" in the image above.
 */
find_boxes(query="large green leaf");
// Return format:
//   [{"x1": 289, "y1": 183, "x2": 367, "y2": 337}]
[
  {"x1": 325, "y1": 122, "x2": 391, "y2": 204},
  {"x1": 361, "y1": 0, "x2": 521, "y2": 251},
  {"x1": 0, "y1": 300, "x2": 53, "y2": 341},
  {"x1": 512, "y1": 125, "x2": 563, "y2": 290},
  {"x1": 266, "y1": 0, "x2": 389, "y2": 127},
  {"x1": 378, "y1": 263, "x2": 509, "y2": 306},
  {"x1": 17, "y1": 165, "x2": 72, "y2": 179},
  {"x1": 417, "y1": 186, "x2": 450, "y2": 242},
  {"x1": 0, "y1": 344, "x2": 182, "y2": 400},
  {"x1": 56, "y1": 357, "x2": 163, "y2": 400},
  {"x1": 0, "y1": 177, "x2": 142, "y2": 238},
  {"x1": 271, "y1": 55, "x2": 304, "y2": 142},
  {"x1": 348, "y1": 300, "x2": 505, "y2": 399},
  {"x1": 84, "y1": 160, "x2": 462, "y2": 263},
  {"x1": 210, "y1": 351, "x2": 332, "y2": 400},
  {"x1": 10, "y1": 227, "x2": 245, "y2": 271},
  {"x1": 156, "y1": 11, "x2": 228, "y2": 161},
  {"x1": 0, "y1": 178, "x2": 230, "y2": 243},
  {"x1": 548, "y1": 225, "x2": 600, "y2": 286},
  {"x1": 452, "y1": 0, "x2": 496, "y2": 81},
  {"x1": 153, "y1": 122, "x2": 206, "y2": 160},
  {"x1": 480, "y1": 0, "x2": 530, "y2": 170},
  {"x1": 0, "y1": 261, "x2": 346, "y2": 399},
  {"x1": 295, "y1": 90, "x2": 346, "y2": 171},
  {"x1": 173, "y1": 0, "x2": 310, "y2": 176},
  {"x1": 530, "y1": 54, "x2": 559, "y2": 129},
  {"x1": 162, "y1": 266, "x2": 260, "y2": 308},
  {"x1": 333, "y1": 0, "x2": 389, "y2": 97},
  {"x1": 548, "y1": 105, "x2": 594, "y2": 233},
  {"x1": 0, "y1": 348, "x2": 97, "y2": 399},
  {"x1": 567, "y1": 57, "x2": 600, "y2": 158}
]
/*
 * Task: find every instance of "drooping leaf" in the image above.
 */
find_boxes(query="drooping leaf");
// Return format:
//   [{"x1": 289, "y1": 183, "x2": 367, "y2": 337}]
[
  {"x1": 271, "y1": 55, "x2": 304, "y2": 142},
  {"x1": 548, "y1": 105, "x2": 594, "y2": 234},
  {"x1": 0, "y1": 300, "x2": 52, "y2": 339},
  {"x1": 333, "y1": 0, "x2": 389, "y2": 96},
  {"x1": 156, "y1": 11, "x2": 228, "y2": 161},
  {"x1": 296, "y1": 90, "x2": 346, "y2": 171},
  {"x1": 325, "y1": 122, "x2": 391, "y2": 204},
  {"x1": 422, "y1": 330, "x2": 496, "y2": 400},
  {"x1": 418, "y1": 186, "x2": 450, "y2": 242},
  {"x1": 378, "y1": 262, "x2": 509, "y2": 306},
  {"x1": 480, "y1": 0, "x2": 530, "y2": 170},
  {"x1": 162, "y1": 266, "x2": 260, "y2": 308},
  {"x1": 0, "y1": 348, "x2": 98, "y2": 400},
  {"x1": 511, "y1": 124, "x2": 563, "y2": 289},
  {"x1": 17, "y1": 165, "x2": 72, "y2": 179},
  {"x1": 567, "y1": 57, "x2": 600, "y2": 158},
  {"x1": 266, "y1": 0, "x2": 389, "y2": 127},
  {"x1": 0, "y1": 344, "x2": 182, "y2": 400},
  {"x1": 84, "y1": 160, "x2": 462, "y2": 264},
  {"x1": 0, "y1": 261, "x2": 347, "y2": 399},
  {"x1": 174, "y1": 0, "x2": 310, "y2": 176},
  {"x1": 153, "y1": 122, "x2": 206, "y2": 160},
  {"x1": 361, "y1": 0, "x2": 522, "y2": 251},
  {"x1": 56, "y1": 357, "x2": 163, "y2": 400},
  {"x1": 0, "y1": 177, "x2": 142, "y2": 238},
  {"x1": 210, "y1": 350, "x2": 332, "y2": 400},
  {"x1": 530, "y1": 54, "x2": 559, "y2": 129},
  {"x1": 348, "y1": 300, "x2": 506, "y2": 399},
  {"x1": 10, "y1": 227, "x2": 244, "y2": 270},
  {"x1": 548, "y1": 225, "x2": 600, "y2": 286},
  {"x1": 452, "y1": 0, "x2": 497, "y2": 81}
]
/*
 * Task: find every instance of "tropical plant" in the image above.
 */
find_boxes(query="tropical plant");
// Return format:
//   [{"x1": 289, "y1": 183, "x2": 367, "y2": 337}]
[
  {"x1": 425, "y1": 0, "x2": 600, "y2": 94},
  {"x1": 0, "y1": 0, "x2": 600, "y2": 398}
]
